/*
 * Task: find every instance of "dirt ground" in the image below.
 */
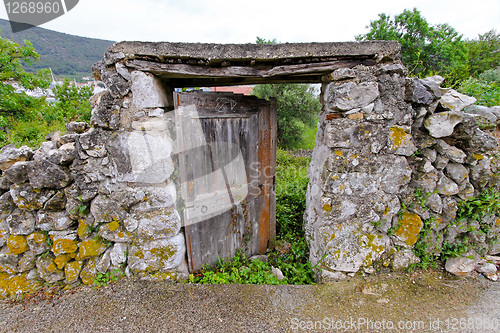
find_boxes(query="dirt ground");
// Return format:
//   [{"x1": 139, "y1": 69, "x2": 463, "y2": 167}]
[{"x1": 0, "y1": 269, "x2": 498, "y2": 333}]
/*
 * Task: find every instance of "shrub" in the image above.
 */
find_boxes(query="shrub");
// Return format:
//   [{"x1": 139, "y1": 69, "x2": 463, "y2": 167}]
[{"x1": 457, "y1": 77, "x2": 500, "y2": 107}]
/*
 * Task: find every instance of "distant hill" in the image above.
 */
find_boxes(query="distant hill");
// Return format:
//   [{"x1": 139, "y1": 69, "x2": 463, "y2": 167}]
[{"x1": 0, "y1": 18, "x2": 114, "y2": 78}]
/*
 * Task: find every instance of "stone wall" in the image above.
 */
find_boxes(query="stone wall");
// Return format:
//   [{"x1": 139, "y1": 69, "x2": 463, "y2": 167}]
[
  {"x1": 2, "y1": 41, "x2": 500, "y2": 298},
  {"x1": 0, "y1": 69, "x2": 189, "y2": 298},
  {"x1": 306, "y1": 66, "x2": 500, "y2": 281}
]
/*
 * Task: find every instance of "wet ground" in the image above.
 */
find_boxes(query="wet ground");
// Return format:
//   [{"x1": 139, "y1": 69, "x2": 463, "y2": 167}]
[{"x1": 0, "y1": 269, "x2": 498, "y2": 332}]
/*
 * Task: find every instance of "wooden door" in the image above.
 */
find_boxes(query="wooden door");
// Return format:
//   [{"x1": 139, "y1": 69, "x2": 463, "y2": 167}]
[{"x1": 174, "y1": 91, "x2": 277, "y2": 272}]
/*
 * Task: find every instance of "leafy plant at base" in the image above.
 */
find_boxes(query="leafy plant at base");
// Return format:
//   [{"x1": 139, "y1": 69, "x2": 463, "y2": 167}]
[
  {"x1": 457, "y1": 77, "x2": 500, "y2": 107},
  {"x1": 93, "y1": 269, "x2": 124, "y2": 288}
]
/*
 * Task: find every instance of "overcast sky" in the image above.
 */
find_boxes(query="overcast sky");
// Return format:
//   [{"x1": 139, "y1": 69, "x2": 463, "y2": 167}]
[{"x1": 1, "y1": 0, "x2": 499, "y2": 43}]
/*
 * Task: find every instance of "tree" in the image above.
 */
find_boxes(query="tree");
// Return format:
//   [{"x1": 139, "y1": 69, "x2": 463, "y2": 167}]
[
  {"x1": 53, "y1": 78, "x2": 93, "y2": 122},
  {"x1": 356, "y1": 8, "x2": 469, "y2": 86},
  {"x1": 466, "y1": 29, "x2": 500, "y2": 77},
  {"x1": 0, "y1": 33, "x2": 50, "y2": 116},
  {"x1": 253, "y1": 84, "x2": 320, "y2": 149},
  {"x1": 252, "y1": 37, "x2": 321, "y2": 149}
]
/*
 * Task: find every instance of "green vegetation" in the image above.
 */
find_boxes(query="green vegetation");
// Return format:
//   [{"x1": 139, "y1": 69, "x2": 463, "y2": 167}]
[
  {"x1": 93, "y1": 269, "x2": 124, "y2": 289},
  {"x1": 0, "y1": 18, "x2": 113, "y2": 78},
  {"x1": 457, "y1": 77, "x2": 500, "y2": 107},
  {"x1": 410, "y1": 189, "x2": 500, "y2": 269},
  {"x1": 0, "y1": 33, "x2": 93, "y2": 148},
  {"x1": 356, "y1": 8, "x2": 500, "y2": 87},
  {"x1": 188, "y1": 149, "x2": 315, "y2": 285}
]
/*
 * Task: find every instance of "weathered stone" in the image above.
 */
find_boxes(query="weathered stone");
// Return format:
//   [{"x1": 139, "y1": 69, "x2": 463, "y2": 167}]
[
  {"x1": 467, "y1": 128, "x2": 499, "y2": 153},
  {"x1": 43, "y1": 190, "x2": 66, "y2": 211},
  {"x1": 91, "y1": 92, "x2": 121, "y2": 130},
  {"x1": 410, "y1": 168, "x2": 439, "y2": 193},
  {"x1": 394, "y1": 212, "x2": 423, "y2": 247},
  {"x1": 80, "y1": 257, "x2": 99, "y2": 285},
  {"x1": 6, "y1": 209, "x2": 36, "y2": 235},
  {"x1": 420, "y1": 76, "x2": 443, "y2": 99},
  {"x1": 439, "y1": 89, "x2": 476, "y2": 112},
  {"x1": 126, "y1": 207, "x2": 180, "y2": 243},
  {"x1": 378, "y1": 197, "x2": 400, "y2": 233},
  {"x1": 10, "y1": 184, "x2": 54, "y2": 211},
  {"x1": 445, "y1": 163, "x2": 469, "y2": 184},
  {"x1": 476, "y1": 262, "x2": 497, "y2": 278},
  {"x1": 54, "y1": 254, "x2": 72, "y2": 269},
  {"x1": 391, "y1": 249, "x2": 421, "y2": 270},
  {"x1": 115, "y1": 62, "x2": 131, "y2": 81},
  {"x1": 18, "y1": 250, "x2": 35, "y2": 272},
  {"x1": 0, "y1": 247, "x2": 18, "y2": 275},
  {"x1": 3, "y1": 161, "x2": 32, "y2": 184},
  {"x1": 0, "y1": 191, "x2": 15, "y2": 217},
  {"x1": 58, "y1": 133, "x2": 79, "y2": 146},
  {"x1": 66, "y1": 121, "x2": 89, "y2": 134},
  {"x1": 321, "y1": 226, "x2": 389, "y2": 273},
  {"x1": 387, "y1": 126, "x2": 417, "y2": 156},
  {"x1": 458, "y1": 182, "x2": 475, "y2": 200},
  {"x1": 0, "y1": 218, "x2": 9, "y2": 248},
  {"x1": 7, "y1": 234, "x2": 29, "y2": 255},
  {"x1": 79, "y1": 237, "x2": 110, "y2": 260},
  {"x1": 441, "y1": 197, "x2": 458, "y2": 224},
  {"x1": 425, "y1": 193, "x2": 443, "y2": 214},
  {"x1": 36, "y1": 256, "x2": 65, "y2": 283},
  {"x1": 326, "y1": 153, "x2": 411, "y2": 198},
  {"x1": 90, "y1": 194, "x2": 127, "y2": 224},
  {"x1": 0, "y1": 145, "x2": 33, "y2": 171},
  {"x1": 102, "y1": 70, "x2": 130, "y2": 98},
  {"x1": 0, "y1": 174, "x2": 13, "y2": 190},
  {"x1": 58, "y1": 142, "x2": 77, "y2": 165},
  {"x1": 64, "y1": 260, "x2": 83, "y2": 284},
  {"x1": 32, "y1": 141, "x2": 58, "y2": 162},
  {"x1": 78, "y1": 127, "x2": 108, "y2": 158},
  {"x1": 405, "y1": 78, "x2": 434, "y2": 105},
  {"x1": 28, "y1": 160, "x2": 72, "y2": 189},
  {"x1": 127, "y1": 233, "x2": 186, "y2": 274},
  {"x1": 445, "y1": 251, "x2": 481, "y2": 276},
  {"x1": 96, "y1": 248, "x2": 112, "y2": 274},
  {"x1": 421, "y1": 149, "x2": 437, "y2": 163},
  {"x1": 434, "y1": 140, "x2": 466, "y2": 163},
  {"x1": 436, "y1": 173, "x2": 460, "y2": 196},
  {"x1": 325, "y1": 120, "x2": 384, "y2": 150},
  {"x1": 131, "y1": 70, "x2": 169, "y2": 109},
  {"x1": 98, "y1": 221, "x2": 132, "y2": 243},
  {"x1": 465, "y1": 105, "x2": 497, "y2": 123},
  {"x1": 26, "y1": 232, "x2": 50, "y2": 255},
  {"x1": 326, "y1": 81, "x2": 379, "y2": 112},
  {"x1": 50, "y1": 231, "x2": 78, "y2": 256},
  {"x1": 433, "y1": 154, "x2": 449, "y2": 170},
  {"x1": 110, "y1": 243, "x2": 128, "y2": 269},
  {"x1": 424, "y1": 112, "x2": 462, "y2": 138},
  {"x1": 37, "y1": 211, "x2": 74, "y2": 231}
]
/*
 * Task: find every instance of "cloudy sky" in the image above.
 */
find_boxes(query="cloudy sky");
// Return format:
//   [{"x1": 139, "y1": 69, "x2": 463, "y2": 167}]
[{"x1": 1, "y1": 0, "x2": 499, "y2": 43}]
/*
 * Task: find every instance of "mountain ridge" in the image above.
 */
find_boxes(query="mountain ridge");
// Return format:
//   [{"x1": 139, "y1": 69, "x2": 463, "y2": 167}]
[{"x1": 0, "y1": 18, "x2": 115, "y2": 77}]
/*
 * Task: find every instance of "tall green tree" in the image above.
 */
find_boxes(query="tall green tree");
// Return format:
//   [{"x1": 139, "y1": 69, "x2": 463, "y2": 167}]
[
  {"x1": 253, "y1": 37, "x2": 321, "y2": 149},
  {"x1": 466, "y1": 29, "x2": 500, "y2": 77},
  {"x1": 0, "y1": 33, "x2": 50, "y2": 116},
  {"x1": 356, "y1": 8, "x2": 469, "y2": 86}
]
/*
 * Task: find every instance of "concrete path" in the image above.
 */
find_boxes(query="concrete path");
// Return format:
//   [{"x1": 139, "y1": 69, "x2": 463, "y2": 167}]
[{"x1": 0, "y1": 270, "x2": 498, "y2": 333}]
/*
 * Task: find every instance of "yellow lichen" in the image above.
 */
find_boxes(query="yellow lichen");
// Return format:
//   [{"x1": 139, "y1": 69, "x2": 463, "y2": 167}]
[
  {"x1": 108, "y1": 220, "x2": 120, "y2": 232},
  {"x1": 79, "y1": 238, "x2": 108, "y2": 260},
  {"x1": 390, "y1": 126, "x2": 410, "y2": 150},
  {"x1": 64, "y1": 261, "x2": 83, "y2": 284},
  {"x1": 54, "y1": 254, "x2": 72, "y2": 269},
  {"x1": 7, "y1": 235, "x2": 29, "y2": 255},
  {"x1": 51, "y1": 238, "x2": 78, "y2": 256},
  {"x1": 77, "y1": 219, "x2": 90, "y2": 240},
  {"x1": 323, "y1": 204, "x2": 332, "y2": 212},
  {"x1": 6, "y1": 274, "x2": 41, "y2": 298},
  {"x1": 395, "y1": 212, "x2": 423, "y2": 246},
  {"x1": 473, "y1": 154, "x2": 484, "y2": 160}
]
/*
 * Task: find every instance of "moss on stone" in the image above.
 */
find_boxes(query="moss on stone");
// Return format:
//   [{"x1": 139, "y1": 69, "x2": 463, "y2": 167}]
[
  {"x1": 52, "y1": 238, "x2": 79, "y2": 256},
  {"x1": 54, "y1": 254, "x2": 72, "y2": 269},
  {"x1": 79, "y1": 238, "x2": 109, "y2": 260},
  {"x1": 7, "y1": 235, "x2": 29, "y2": 255},
  {"x1": 395, "y1": 212, "x2": 423, "y2": 246}
]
